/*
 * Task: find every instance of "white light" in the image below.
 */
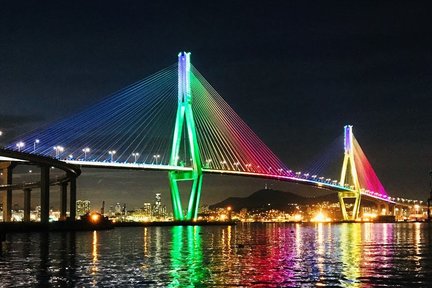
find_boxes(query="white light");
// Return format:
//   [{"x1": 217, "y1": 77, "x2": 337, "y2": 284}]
[
  {"x1": 16, "y1": 141, "x2": 25, "y2": 151},
  {"x1": 82, "y1": 148, "x2": 90, "y2": 160},
  {"x1": 54, "y1": 146, "x2": 64, "y2": 152},
  {"x1": 152, "y1": 154, "x2": 160, "y2": 164},
  {"x1": 132, "y1": 152, "x2": 139, "y2": 162},
  {"x1": 108, "y1": 150, "x2": 117, "y2": 162}
]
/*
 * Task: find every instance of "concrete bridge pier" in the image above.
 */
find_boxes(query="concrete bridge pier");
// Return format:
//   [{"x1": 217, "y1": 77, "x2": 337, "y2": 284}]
[
  {"x1": 23, "y1": 188, "x2": 31, "y2": 222},
  {"x1": 394, "y1": 205, "x2": 405, "y2": 220},
  {"x1": 388, "y1": 203, "x2": 395, "y2": 215},
  {"x1": 1, "y1": 162, "x2": 15, "y2": 222},
  {"x1": 376, "y1": 202, "x2": 390, "y2": 215},
  {"x1": 40, "y1": 166, "x2": 50, "y2": 224},
  {"x1": 60, "y1": 182, "x2": 68, "y2": 221},
  {"x1": 69, "y1": 175, "x2": 76, "y2": 221}
]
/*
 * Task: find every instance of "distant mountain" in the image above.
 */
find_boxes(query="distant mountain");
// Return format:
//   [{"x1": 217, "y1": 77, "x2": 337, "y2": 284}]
[{"x1": 209, "y1": 189, "x2": 339, "y2": 212}]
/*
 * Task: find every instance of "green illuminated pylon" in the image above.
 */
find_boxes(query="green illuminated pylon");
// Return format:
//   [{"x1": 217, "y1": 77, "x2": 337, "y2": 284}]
[
  {"x1": 169, "y1": 52, "x2": 203, "y2": 221},
  {"x1": 338, "y1": 125, "x2": 361, "y2": 221}
]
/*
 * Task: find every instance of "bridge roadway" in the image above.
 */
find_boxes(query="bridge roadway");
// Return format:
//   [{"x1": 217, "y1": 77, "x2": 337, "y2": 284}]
[
  {"x1": 63, "y1": 159, "x2": 396, "y2": 205},
  {"x1": 3, "y1": 150, "x2": 407, "y2": 215},
  {"x1": 1, "y1": 150, "x2": 417, "y2": 211},
  {"x1": 0, "y1": 148, "x2": 81, "y2": 222}
]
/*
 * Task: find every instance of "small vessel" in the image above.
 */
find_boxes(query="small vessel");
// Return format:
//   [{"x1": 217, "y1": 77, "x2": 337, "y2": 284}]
[{"x1": 51, "y1": 212, "x2": 114, "y2": 231}]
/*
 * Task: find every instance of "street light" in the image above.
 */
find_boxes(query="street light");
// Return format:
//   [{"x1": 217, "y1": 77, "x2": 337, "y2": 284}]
[
  {"x1": 153, "y1": 154, "x2": 160, "y2": 165},
  {"x1": 33, "y1": 139, "x2": 40, "y2": 153},
  {"x1": 108, "y1": 150, "x2": 116, "y2": 162},
  {"x1": 132, "y1": 152, "x2": 139, "y2": 163},
  {"x1": 53, "y1": 146, "x2": 64, "y2": 158},
  {"x1": 220, "y1": 160, "x2": 227, "y2": 169},
  {"x1": 82, "y1": 147, "x2": 90, "y2": 160},
  {"x1": 16, "y1": 141, "x2": 25, "y2": 152},
  {"x1": 204, "y1": 159, "x2": 212, "y2": 168}
]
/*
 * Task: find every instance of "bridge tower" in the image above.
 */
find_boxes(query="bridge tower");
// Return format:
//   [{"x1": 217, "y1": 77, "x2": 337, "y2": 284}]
[
  {"x1": 339, "y1": 125, "x2": 361, "y2": 221},
  {"x1": 168, "y1": 52, "x2": 203, "y2": 221}
]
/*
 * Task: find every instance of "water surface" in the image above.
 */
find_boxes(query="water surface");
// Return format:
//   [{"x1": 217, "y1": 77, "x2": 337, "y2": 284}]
[{"x1": 1, "y1": 223, "x2": 432, "y2": 287}]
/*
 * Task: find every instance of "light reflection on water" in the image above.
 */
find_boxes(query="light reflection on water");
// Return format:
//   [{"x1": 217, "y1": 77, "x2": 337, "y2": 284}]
[{"x1": 1, "y1": 223, "x2": 432, "y2": 287}]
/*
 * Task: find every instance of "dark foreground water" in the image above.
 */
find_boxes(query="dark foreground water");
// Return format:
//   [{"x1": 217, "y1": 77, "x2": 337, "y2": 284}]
[{"x1": 1, "y1": 223, "x2": 432, "y2": 287}]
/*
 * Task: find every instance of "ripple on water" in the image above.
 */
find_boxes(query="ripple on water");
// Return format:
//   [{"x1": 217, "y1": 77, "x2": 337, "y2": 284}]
[{"x1": 2, "y1": 223, "x2": 432, "y2": 287}]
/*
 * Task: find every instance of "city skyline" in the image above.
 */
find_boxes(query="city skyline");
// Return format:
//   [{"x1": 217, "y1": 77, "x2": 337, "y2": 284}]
[{"x1": 1, "y1": 1, "x2": 431, "y2": 206}]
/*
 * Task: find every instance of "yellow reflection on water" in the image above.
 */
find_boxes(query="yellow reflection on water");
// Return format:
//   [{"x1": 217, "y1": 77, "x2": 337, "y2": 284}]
[
  {"x1": 92, "y1": 231, "x2": 98, "y2": 267},
  {"x1": 413, "y1": 222, "x2": 422, "y2": 271},
  {"x1": 316, "y1": 223, "x2": 324, "y2": 274},
  {"x1": 223, "y1": 225, "x2": 233, "y2": 261},
  {"x1": 91, "y1": 230, "x2": 99, "y2": 288},
  {"x1": 143, "y1": 227, "x2": 149, "y2": 257},
  {"x1": 414, "y1": 222, "x2": 421, "y2": 256},
  {"x1": 339, "y1": 223, "x2": 362, "y2": 287}
]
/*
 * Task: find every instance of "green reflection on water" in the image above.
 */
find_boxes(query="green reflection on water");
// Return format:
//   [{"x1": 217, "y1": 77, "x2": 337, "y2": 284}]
[{"x1": 169, "y1": 226, "x2": 209, "y2": 287}]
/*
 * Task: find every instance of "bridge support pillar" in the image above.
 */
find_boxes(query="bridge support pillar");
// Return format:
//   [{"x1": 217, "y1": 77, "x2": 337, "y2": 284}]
[
  {"x1": 69, "y1": 176, "x2": 76, "y2": 221},
  {"x1": 339, "y1": 125, "x2": 361, "y2": 221},
  {"x1": 168, "y1": 52, "x2": 204, "y2": 221},
  {"x1": 23, "y1": 188, "x2": 31, "y2": 222},
  {"x1": 40, "y1": 166, "x2": 50, "y2": 223},
  {"x1": 60, "y1": 182, "x2": 68, "y2": 221},
  {"x1": 1, "y1": 162, "x2": 14, "y2": 222},
  {"x1": 377, "y1": 202, "x2": 390, "y2": 215},
  {"x1": 338, "y1": 191, "x2": 361, "y2": 221}
]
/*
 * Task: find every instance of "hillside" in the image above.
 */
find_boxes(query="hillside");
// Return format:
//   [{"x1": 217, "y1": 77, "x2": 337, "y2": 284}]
[{"x1": 209, "y1": 189, "x2": 339, "y2": 212}]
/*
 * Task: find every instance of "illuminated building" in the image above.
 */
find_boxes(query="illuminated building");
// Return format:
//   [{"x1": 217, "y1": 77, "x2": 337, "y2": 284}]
[
  {"x1": 152, "y1": 193, "x2": 166, "y2": 219},
  {"x1": 143, "y1": 202, "x2": 152, "y2": 218},
  {"x1": 114, "y1": 203, "x2": 122, "y2": 215},
  {"x1": 76, "y1": 200, "x2": 91, "y2": 216}
]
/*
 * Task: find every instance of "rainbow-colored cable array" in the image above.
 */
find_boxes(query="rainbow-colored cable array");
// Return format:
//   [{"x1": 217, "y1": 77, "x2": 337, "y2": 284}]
[{"x1": 353, "y1": 138, "x2": 388, "y2": 197}]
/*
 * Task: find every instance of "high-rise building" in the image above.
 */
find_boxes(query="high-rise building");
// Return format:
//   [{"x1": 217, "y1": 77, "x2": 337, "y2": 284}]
[
  {"x1": 76, "y1": 200, "x2": 91, "y2": 216},
  {"x1": 114, "y1": 203, "x2": 122, "y2": 215},
  {"x1": 143, "y1": 202, "x2": 152, "y2": 218},
  {"x1": 152, "y1": 193, "x2": 166, "y2": 219}
]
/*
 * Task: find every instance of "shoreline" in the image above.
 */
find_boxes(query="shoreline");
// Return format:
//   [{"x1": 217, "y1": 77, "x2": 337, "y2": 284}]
[{"x1": 1, "y1": 219, "x2": 428, "y2": 235}]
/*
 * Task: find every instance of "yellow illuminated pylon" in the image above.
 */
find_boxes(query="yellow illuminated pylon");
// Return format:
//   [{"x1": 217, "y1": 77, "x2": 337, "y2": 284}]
[{"x1": 338, "y1": 125, "x2": 361, "y2": 221}]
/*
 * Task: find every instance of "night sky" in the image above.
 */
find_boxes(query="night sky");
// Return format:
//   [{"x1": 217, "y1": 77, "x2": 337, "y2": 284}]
[{"x1": 1, "y1": 1, "x2": 431, "y2": 210}]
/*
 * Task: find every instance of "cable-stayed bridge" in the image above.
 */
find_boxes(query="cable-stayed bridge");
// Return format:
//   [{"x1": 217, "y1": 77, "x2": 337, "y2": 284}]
[{"x1": 1, "y1": 52, "x2": 424, "y2": 222}]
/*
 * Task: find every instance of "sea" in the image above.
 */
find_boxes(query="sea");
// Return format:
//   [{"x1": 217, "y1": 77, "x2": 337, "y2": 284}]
[{"x1": 1, "y1": 222, "x2": 432, "y2": 287}]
